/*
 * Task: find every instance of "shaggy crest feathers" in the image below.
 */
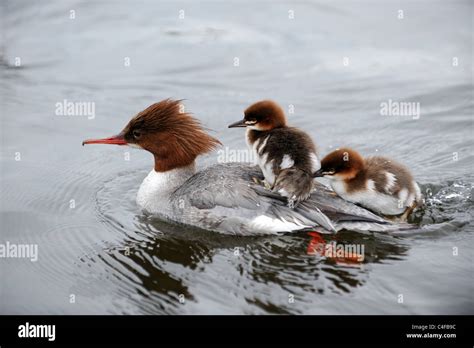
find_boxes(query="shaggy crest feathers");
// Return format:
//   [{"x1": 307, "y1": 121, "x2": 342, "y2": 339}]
[{"x1": 122, "y1": 99, "x2": 221, "y2": 172}]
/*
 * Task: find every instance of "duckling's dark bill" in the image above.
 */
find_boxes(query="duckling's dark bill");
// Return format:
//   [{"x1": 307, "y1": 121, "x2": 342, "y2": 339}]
[{"x1": 228, "y1": 119, "x2": 247, "y2": 128}]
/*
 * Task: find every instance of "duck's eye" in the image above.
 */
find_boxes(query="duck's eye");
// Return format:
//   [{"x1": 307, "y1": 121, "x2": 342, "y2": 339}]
[
  {"x1": 132, "y1": 129, "x2": 141, "y2": 139},
  {"x1": 245, "y1": 119, "x2": 257, "y2": 125}
]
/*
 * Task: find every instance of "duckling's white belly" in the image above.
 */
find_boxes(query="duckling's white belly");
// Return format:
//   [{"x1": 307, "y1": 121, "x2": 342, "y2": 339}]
[
  {"x1": 247, "y1": 132, "x2": 276, "y2": 185},
  {"x1": 331, "y1": 180, "x2": 405, "y2": 215},
  {"x1": 258, "y1": 153, "x2": 276, "y2": 185}
]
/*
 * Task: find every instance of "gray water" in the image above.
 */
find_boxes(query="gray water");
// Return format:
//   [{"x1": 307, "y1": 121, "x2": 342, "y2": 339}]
[{"x1": 1, "y1": 0, "x2": 473, "y2": 314}]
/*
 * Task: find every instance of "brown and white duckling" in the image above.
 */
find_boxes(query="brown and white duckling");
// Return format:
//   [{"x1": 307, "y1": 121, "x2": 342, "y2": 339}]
[
  {"x1": 313, "y1": 148, "x2": 422, "y2": 217},
  {"x1": 228, "y1": 100, "x2": 320, "y2": 207}
]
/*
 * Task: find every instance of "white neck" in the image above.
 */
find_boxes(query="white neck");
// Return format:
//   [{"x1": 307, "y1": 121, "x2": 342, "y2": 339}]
[{"x1": 136, "y1": 163, "x2": 195, "y2": 214}]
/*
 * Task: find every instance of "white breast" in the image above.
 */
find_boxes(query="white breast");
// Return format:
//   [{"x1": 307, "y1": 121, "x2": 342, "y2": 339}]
[
  {"x1": 136, "y1": 164, "x2": 195, "y2": 215},
  {"x1": 247, "y1": 131, "x2": 276, "y2": 185}
]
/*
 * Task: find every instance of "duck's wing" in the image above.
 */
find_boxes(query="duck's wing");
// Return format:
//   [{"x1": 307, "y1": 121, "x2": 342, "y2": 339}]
[
  {"x1": 248, "y1": 184, "x2": 415, "y2": 233},
  {"x1": 171, "y1": 163, "x2": 412, "y2": 235},
  {"x1": 171, "y1": 163, "x2": 336, "y2": 235}
]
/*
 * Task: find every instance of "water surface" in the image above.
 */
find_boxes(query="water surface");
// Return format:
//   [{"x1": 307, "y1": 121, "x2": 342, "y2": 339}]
[{"x1": 1, "y1": 0, "x2": 473, "y2": 314}]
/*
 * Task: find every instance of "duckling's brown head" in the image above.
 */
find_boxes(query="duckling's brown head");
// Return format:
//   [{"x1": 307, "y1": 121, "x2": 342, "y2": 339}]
[
  {"x1": 228, "y1": 100, "x2": 287, "y2": 131},
  {"x1": 314, "y1": 148, "x2": 365, "y2": 180}
]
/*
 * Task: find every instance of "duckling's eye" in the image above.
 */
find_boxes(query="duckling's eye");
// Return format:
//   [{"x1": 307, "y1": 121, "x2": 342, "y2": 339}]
[
  {"x1": 132, "y1": 129, "x2": 141, "y2": 139},
  {"x1": 245, "y1": 119, "x2": 257, "y2": 125}
]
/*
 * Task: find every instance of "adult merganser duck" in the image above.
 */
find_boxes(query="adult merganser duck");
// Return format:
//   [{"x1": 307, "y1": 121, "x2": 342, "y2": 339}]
[
  {"x1": 228, "y1": 100, "x2": 320, "y2": 207},
  {"x1": 314, "y1": 148, "x2": 422, "y2": 218},
  {"x1": 83, "y1": 99, "x2": 409, "y2": 235}
]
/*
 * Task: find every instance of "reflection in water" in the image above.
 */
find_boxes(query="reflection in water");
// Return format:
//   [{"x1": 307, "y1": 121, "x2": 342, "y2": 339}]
[
  {"x1": 307, "y1": 231, "x2": 365, "y2": 266},
  {"x1": 91, "y1": 216, "x2": 410, "y2": 314}
]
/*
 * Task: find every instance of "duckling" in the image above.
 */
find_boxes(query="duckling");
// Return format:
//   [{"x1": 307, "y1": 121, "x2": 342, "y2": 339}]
[
  {"x1": 229, "y1": 100, "x2": 321, "y2": 207},
  {"x1": 314, "y1": 147, "x2": 422, "y2": 218}
]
